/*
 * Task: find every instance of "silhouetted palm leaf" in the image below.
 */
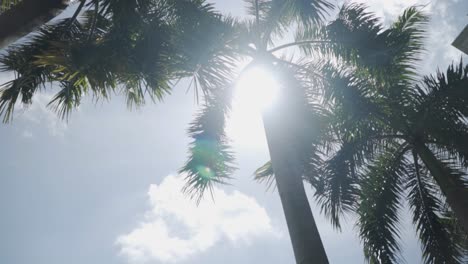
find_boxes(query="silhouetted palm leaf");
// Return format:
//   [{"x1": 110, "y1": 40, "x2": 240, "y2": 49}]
[
  {"x1": 180, "y1": 82, "x2": 235, "y2": 202},
  {"x1": 358, "y1": 146, "x2": 409, "y2": 263},
  {"x1": 406, "y1": 153, "x2": 465, "y2": 264}
]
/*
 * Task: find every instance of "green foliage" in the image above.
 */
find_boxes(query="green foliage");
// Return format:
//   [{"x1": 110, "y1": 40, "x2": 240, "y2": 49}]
[
  {"x1": 0, "y1": 19, "x2": 85, "y2": 121},
  {"x1": 1, "y1": 2, "x2": 467, "y2": 263},
  {"x1": 254, "y1": 161, "x2": 275, "y2": 190},
  {"x1": 358, "y1": 147, "x2": 408, "y2": 264},
  {"x1": 406, "y1": 154, "x2": 465, "y2": 263},
  {"x1": 286, "y1": 5, "x2": 467, "y2": 262},
  {"x1": 0, "y1": 0, "x2": 21, "y2": 13},
  {"x1": 0, "y1": 0, "x2": 242, "y2": 120},
  {"x1": 244, "y1": 0, "x2": 332, "y2": 48},
  {"x1": 180, "y1": 87, "x2": 235, "y2": 203},
  {"x1": 412, "y1": 62, "x2": 468, "y2": 166},
  {"x1": 314, "y1": 139, "x2": 363, "y2": 230}
]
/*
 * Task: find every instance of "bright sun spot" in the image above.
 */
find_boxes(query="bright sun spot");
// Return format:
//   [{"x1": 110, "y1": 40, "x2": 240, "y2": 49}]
[
  {"x1": 234, "y1": 67, "x2": 279, "y2": 111},
  {"x1": 226, "y1": 66, "x2": 279, "y2": 149}
]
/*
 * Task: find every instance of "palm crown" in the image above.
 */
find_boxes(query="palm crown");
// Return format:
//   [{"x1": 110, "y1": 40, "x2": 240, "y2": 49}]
[{"x1": 0, "y1": 1, "x2": 467, "y2": 263}]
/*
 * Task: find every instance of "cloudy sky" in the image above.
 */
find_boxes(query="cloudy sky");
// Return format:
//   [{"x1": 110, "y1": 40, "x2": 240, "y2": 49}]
[{"x1": 0, "y1": 0, "x2": 467, "y2": 263}]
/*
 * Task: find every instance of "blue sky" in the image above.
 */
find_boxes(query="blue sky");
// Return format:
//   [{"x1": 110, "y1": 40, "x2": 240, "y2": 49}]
[{"x1": 0, "y1": 0, "x2": 467, "y2": 263}]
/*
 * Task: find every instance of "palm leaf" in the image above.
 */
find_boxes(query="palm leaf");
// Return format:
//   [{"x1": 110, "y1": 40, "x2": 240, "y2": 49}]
[
  {"x1": 244, "y1": 0, "x2": 332, "y2": 49},
  {"x1": 314, "y1": 139, "x2": 360, "y2": 229},
  {"x1": 299, "y1": 4, "x2": 427, "y2": 85},
  {"x1": 254, "y1": 160, "x2": 276, "y2": 190},
  {"x1": 406, "y1": 153, "x2": 465, "y2": 264},
  {"x1": 0, "y1": 0, "x2": 21, "y2": 13},
  {"x1": 386, "y1": 6, "x2": 428, "y2": 81},
  {"x1": 358, "y1": 146, "x2": 409, "y2": 263},
  {"x1": 0, "y1": 18, "x2": 85, "y2": 122},
  {"x1": 180, "y1": 85, "x2": 235, "y2": 203}
]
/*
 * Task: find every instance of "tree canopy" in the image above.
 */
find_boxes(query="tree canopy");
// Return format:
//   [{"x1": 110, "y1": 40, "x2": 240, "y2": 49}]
[{"x1": 0, "y1": 1, "x2": 467, "y2": 263}]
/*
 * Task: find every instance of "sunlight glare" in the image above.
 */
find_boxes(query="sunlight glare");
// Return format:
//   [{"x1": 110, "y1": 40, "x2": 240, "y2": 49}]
[
  {"x1": 234, "y1": 67, "x2": 279, "y2": 111},
  {"x1": 226, "y1": 66, "x2": 279, "y2": 149}
]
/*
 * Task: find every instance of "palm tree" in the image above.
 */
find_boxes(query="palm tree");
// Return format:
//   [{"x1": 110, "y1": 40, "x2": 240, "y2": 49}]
[
  {"x1": 301, "y1": 5, "x2": 468, "y2": 263},
  {"x1": 1, "y1": 1, "x2": 466, "y2": 263},
  {"x1": 347, "y1": 60, "x2": 468, "y2": 264},
  {"x1": 0, "y1": 0, "x2": 335, "y2": 263},
  {"x1": 177, "y1": 1, "x2": 336, "y2": 262},
  {"x1": 255, "y1": 4, "x2": 468, "y2": 263}
]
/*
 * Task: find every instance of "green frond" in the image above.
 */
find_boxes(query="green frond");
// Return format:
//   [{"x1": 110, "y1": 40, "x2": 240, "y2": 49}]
[
  {"x1": 47, "y1": 81, "x2": 83, "y2": 120},
  {"x1": 243, "y1": 0, "x2": 290, "y2": 46},
  {"x1": 358, "y1": 146, "x2": 409, "y2": 264},
  {"x1": 441, "y1": 208, "x2": 468, "y2": 254},
  {"x1": 415, "y1": 60, "x2": 468, "y2": 121},
  {"x1": 284, "y1": 0, "x2": 333, "y2": 28},
  {"x1": 431, "y1": 149, "x2": 468, "y2": 189},
  {"x1": 412, "y1": 61, "x2": 468, "y2": 165},
  {"x1": 298, "y1": 3, "x2": 383, "y2": 63},
  {"x1": 425, "y1": 121, "x2": 468, "y2": 168},
  {"x1": 173, "y1": 12, "x2": 243, "y2": 97},
  {"x1": 180, "y1": 86, "x2": 236, "y2": 203},
  {"x1": 254, "y1": 161, "x2": 275, "y2": 190},
  {"x1": 298, "y1": 4, "x2": 427, "y2": 87},
  {"x1": 0, "y1": 19, "x2": 85, "y2": 122},
  {"x1": 314, "y1": 140, "x2": 360, "y2": 229},
  {"x1": 406, "y1": 153, "x2": 465, "y2": 264},
  {"x1": 244, "y1": 0, "x2": 333, "y2": 49},
  {"x1": 387, "y1": 6, "x2": 428, "y2": 80},
  {"x1": 0, "y1": 0, "x2": 21, "y2": 13},
  {"x1": 318, "y1": 63, "x2": 391, "y2": 133},
  {"x1": 1, "y1": 0, "x2": 237, "y2": 119}
]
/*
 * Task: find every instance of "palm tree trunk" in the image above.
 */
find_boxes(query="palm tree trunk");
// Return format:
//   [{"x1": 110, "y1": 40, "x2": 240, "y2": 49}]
[
  {"x1": 415, "y1": 143, "x2": 468, "y2": 233},
  {"x1": 262, "y1": 96, "x2": 329, "y2": 264},
  {"x1": 0, "y1": 0, "x2": 69, "y2": 48}
]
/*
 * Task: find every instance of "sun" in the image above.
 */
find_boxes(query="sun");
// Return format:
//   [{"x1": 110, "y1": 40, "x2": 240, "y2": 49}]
[
  {"x1": 233, "y1": 66, "x2": 280, "y2": 111},
  {"x1": 226, "y1": 66, "x2": 279, "y2": 148}
]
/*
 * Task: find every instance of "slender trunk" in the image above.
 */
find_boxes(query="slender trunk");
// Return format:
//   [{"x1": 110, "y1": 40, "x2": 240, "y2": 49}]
[
  {"x1": 262, "y1": 86, "x2": 329, "y2": 264},
  {"x1": 415, "y1": 143, "x2": 468, "y2": 233},
  {"x1": 0, "y1": 0, "x2": 69, "y2": 49}
]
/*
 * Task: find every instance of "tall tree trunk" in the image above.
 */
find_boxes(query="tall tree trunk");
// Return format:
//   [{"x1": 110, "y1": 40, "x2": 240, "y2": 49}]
[
  {"x1": 0, "y1": 0, "x2": 69, "y2": 48},
  {"x1": 262, "y1": 82, "x2": 329, "y2": 264},
  {"x1": 415, "y1": 143, "x2": 468, "y2": 233}
]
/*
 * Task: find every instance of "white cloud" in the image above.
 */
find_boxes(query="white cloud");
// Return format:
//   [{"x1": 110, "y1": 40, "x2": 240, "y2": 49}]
[
  {"x1": 351, "y1": 0, "x2": 433, "y2": 21},
  {"x1": 116, "y1": 175, "x2": 278, "y2": 263},
  {"x1": 18, "y1": 93, "x2": 68, "y2": 137},
  {"x1": 348, "y1": 0, "x2": 466, "y2": 73}
]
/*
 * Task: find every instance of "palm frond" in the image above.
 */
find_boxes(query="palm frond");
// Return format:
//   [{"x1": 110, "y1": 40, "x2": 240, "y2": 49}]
[
  {"x1": 314, "y1": 140, "x2": 360, "y2": 229},
  {"x1": 431, "y1": 149, "x2": 468, "y2": 190},
  {"x1": 406, "y1": 152, "x2": 465, "y2": 264},
  {"x1": 298, "y1": 4, "x2": 427, "y2": 86},
  {"x1": 254, "y1": 160, "x2": 276, "y2": 190},
  {"x1": 411, "y1": 61, "x2": 468, "y2": 166},
  {"x1": 244, "y1": 0, "x2": 332, "y2": 49},
  {"x1": 298, "y1": 4, "x2": 383, "y2": 64},
  {"x1": 1, "y1": 0, "x2": 239, "y2": 120},
  {"x1": 441, "y1": 207, "x2": 468, "y2": 254},
  {"x1": 386, "y1": 6, "x2": 428, "y2": 81},
  {"x1": 318, "y1": 63, "x2": 392, "y2": 134},
  {"x1": 283, "y1": 0, "x2": 333, "y2": 28},
  {"x1": 358, "y1": 146, "x2": 409, "y2": 263},
  {"x1": 0, "y1": 0, "x2": 21, "y2": 13},
  {"x1": 173, "y1": 12, "x2": 243, "y2": 98},
  {"x1": 0, "y1": 18, "x2": 85, "y2": 122},
  {"x1": 180, "y1": 85, "x2": 235, "y2": 203},
  {"x1": 415, "y1": 60, "x2": 468, "y2": 121}
]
